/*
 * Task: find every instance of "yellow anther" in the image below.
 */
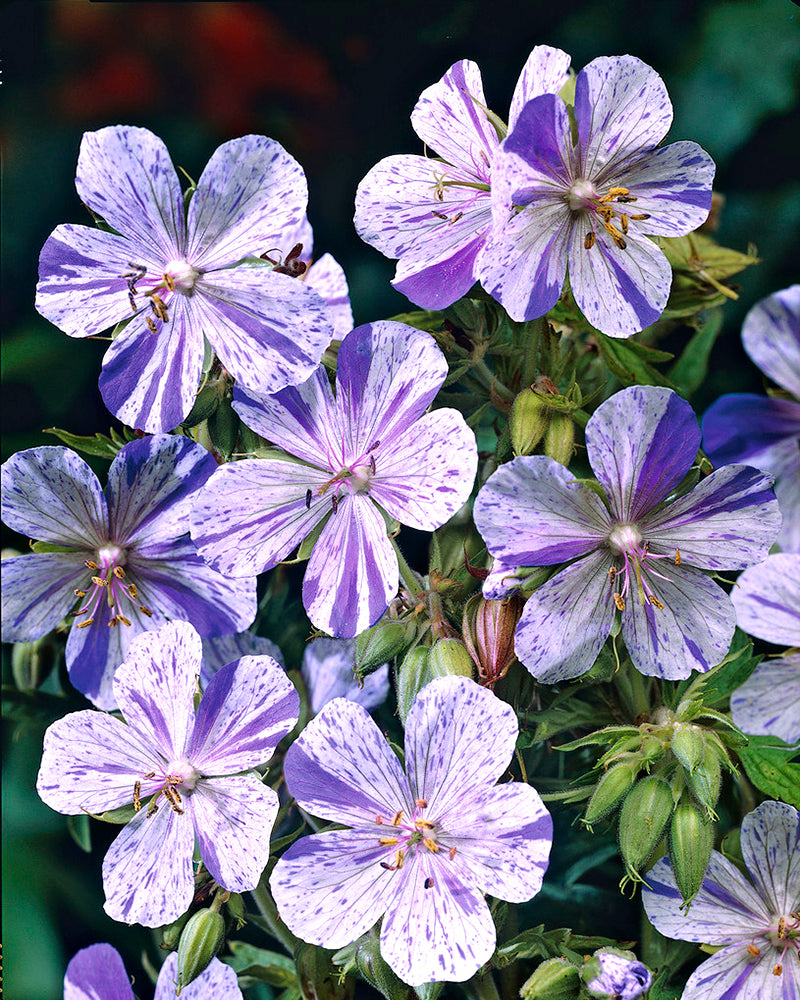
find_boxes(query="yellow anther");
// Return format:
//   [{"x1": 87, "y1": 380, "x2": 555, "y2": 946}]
[
  {"x1": 614, "y1": 593, "x2": 625, "y2": 611},
  {"x1": 145, "y1": 317, "x2": 157, "y2": 334},
  {"x1": 584, "y1": 231, "x2": 596, "y2": 250},
  {"x1": 778, "y1": 917, "x2": 786, "y2": 938},
  {"x1": 128, "y1": 583, "x2": 138, "y2": 599},
  {"x1": 675, "y1": 549, "x2": 681, "y2": 566},
  {"x1": 747, "y1": 944, "x2": 761, "y2": 957},
  {"x1": 140, "y1": 605, "x2": 153, "y2": 617},
  {"x1": 395, "y1": 849, "x2": 405, "y2": 869},
  {"x1": 602, "y1": 221, "x2": 627, "y2": 249},
  {"x1": 76, "y1": 618, "x2": 94, "y2": 629},
  {"x1": 108, "y1": 618, "x2": 118, "y2": 628},
  {"x1": 621, "y1": 215, "x2": 629, "y2": 234},
  {"x1": 117, "y1": 615, "x2": 132, "y2": 627},
  {"x1": 74, "y1": 589, "x2": 87, "y2": 598},
  {"x1": 608, "y1": 567, "x2": 617, "y2": 582},
  {"x1": 379, "y1": 837, "x2": 399, "y2": 846},
  {"x1": 113, "y1": 566, "x2": 126, "y2": 579},
  {"x1": 163, "y1": 272, "x2": 175, "y2": 291},
  {"x1": 648, "y1": 595, "x2": 664, "y2": 610},
  {"x1": 91, "y1": 575, "x2": 106, "y2": 587},
  {"x1": 617, "y1": 194, "x2": 638, "y2": 203},
  {"x1": 147, "y1": 797, "x2": 160, "y2": 818},
  {"x1": 449, "y1": 847, "x2": 457, "y2": 860},
  {"x1": 415, "y1": 819, "x2": 435, "y2": 830},
  {"x1": 423, "y1": 837, "x2": 440, "y2": 853},
  {"x1": 415, "y1": 798, "x2": 428, "y2": 808},
  {"x1": 630, "y1": 213, "x2": 651, "y2": 221},
  {"x1": 774, "y1": 965, "x2": 783, "y2": 977},
  {"x1": 150, "y1": 294, "x2": 169, "y2": 322},
  {"x1": 144, "y1": 771, "x2": 156, "y2": 779},
  {"x1": 85, "y1": 560, "x2": 99, "y2": 570},
  {"x1": 133, "y1": 781, "x2": 142, "y2": 811},
  {"x1": 606, "y1": 187, "x2": 630, "y2": 198},
  {"x1": 391, "y1": 810, "x2": 404, "y2": 826}
]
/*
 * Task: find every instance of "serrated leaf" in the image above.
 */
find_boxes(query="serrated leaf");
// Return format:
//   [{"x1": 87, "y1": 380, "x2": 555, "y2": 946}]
[
  {"x1": 530, "y1": 698, "x2": 608, "y2": 743},
  {"x1": 594, "y1": 332, "x2": 675, "y2": 388},
  {"x1": 44, "y1": 428, "x2": 123, "y2": 459},
  {"x1": 737, "y1": 736, "x2": 800, "y2": 807}
]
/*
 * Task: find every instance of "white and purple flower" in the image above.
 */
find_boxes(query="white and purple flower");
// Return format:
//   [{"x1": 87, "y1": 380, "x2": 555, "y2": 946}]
[
  {"x1": 63, "y1": 943, "x2": 241, "y2": 999},
  {"x1": 1, "y1": 436, "x2": 256, "y2": 709},
  {"x1": 643, "y1": 800, "x2": 800, "y2": 1000},
  {"x1": 270, "y1": 675, "x2": 553, "y2": 986},
  {"x1": 191, "y1": 321, "x2": 478, "y2": 638},
  {"x1": 731, "y1": 554, "x2": 800, "y2": 649},
  {"x1": 35, "y1": 126, "x2": 335, "y2": 432},
  {"x1": 703, "y1": 285, "x2": 800, "y2": 553},
  {"x1": 473, "y1": 385, "x2": 780, "y2": 681},
  {"x1": 478, "y1": 55, "x2": 715, "y2": 336},
  {"x1": 302, "y1": 636, "x2": 390, "y2": 714},
  {"x1": 584, "y1": 949, "x2": 652, "y2": 1000},
  {"x1": 37, "y1": 620, "x2": 299, "y2": 927},
  {"x1": 731, "y1": 657, "x2": 800, "y2": 746},
  {"x1": 354, "y1": 46, "x2": 570, "y2": 309}
]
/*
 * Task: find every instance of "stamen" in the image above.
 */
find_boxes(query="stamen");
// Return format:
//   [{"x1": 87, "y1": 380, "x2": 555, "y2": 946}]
[
  {"x1": 621, "y1": 215, "x2": 629, "y2": 235},
  {"x1": 331, "y1": 494, "x2": 339, "y2": 514},
  {"x1": 370, "y1": 454, "x2": 377, "y2": 475},
  {"x1": 163, "y1": 272, "x2": 176, "y2": 291},
  {"x1": 617, "y1": 194, "x2": 637, "y2": 203},
  {"x1": 395, "y1": 849, "x2": 405, "y2": 869},
  {"x1": 376, "y1": 814, "x2": 384, "y2": 825},
  {"x1": 145, "y1": 317, "x2": 157, "y2": 334},
  {"x1": 415, "y1": 819, "x2": 435, "y2": 830},
  {"x1": 614, "y1": 593, "x2": 625, "y2": 611},
  {"x1": 379, "y1": 837, "x2": 399, "y2": 846},
  {"x1": 127, "y1": 583, "x2": 138, "y2": 599},
  {"x1": 423, "y1": 837, "x2": 440, "y2": 853},
  {"x1": 432, "y1": 210, "x2": 448, "y2": 219},
  {"x1": 113, "y1": 566, "x2": 126, "y2": 579},
  {"x1": 415, "y1": 798, "x2": 427, "y2": 808},
  {"x1": 76, "y1": 618, "x2": 94, "y2": 629},
  {"x1": 778, "y1": 917, "x2": 787, "y2": 938},
  {"x1": 602, "y1": 221, "x2": 627, "y2": 249},
  {"x1": 144, "y1": 772, "x2": 156, "y2": 779},
  {"x1": 305, "y1": 489, "x2": 312, "y2": 510},
  {"x1": 147, "y1": 797, "x2": 160, "y2": 817},
  {"x1": 128, "y1": 292, "x2": 137, "y2": 312},
  {"x1": 449, "y1": 847, "x2": 457, "y2": 860},
  {"x1": 608, "y1": 567, "x2": 616, "y2": 582},
  {"x1": 675, "y1": 550, "x2": 681, "y2": 566},
  {"x1": 108, "y1": 617, "x2": 118, "y2": 628},
  {"x1": 133, "y1": 781, "x2": 142, "y2": 811},
  {"x1": 449, "y1": 211, "x2": 463, "y2": 224},
  {"x1": 630, "y1": 213, "x2": 651, "y2": 221},
  {"x1": 648, "y1": 595, "x2": 664, "y2": 610},
  {"x1": 74, "y1": 589, "x2": 86, "y2": 598},
  {"x1": 774, "y1": 965, "x2": 783, "y2": 977},
  {"x1": 85, "y1": 560, "x2": 99, "y2": 570},
  {"x1": 425, "y1": 877, "x2": 435, "y2": 889},
  {"x1": 585, "y1": 231, "x2": 596, "y2": 250},
  {"x1": 139, "y1": 605, "x2": 153, "y2": 617},
  {"x1": 117, "y1": 615, "x2": 132, "y2": 627},
  {"x1": 91, "y1": 576, "x2": 105, "y2": 587},
  {"x1": 391, "y1": 810, "x2": 404, "y2": 826},
  {"x1": 748, "y1": 944, "x2": 761, "y2": 957},
  {"x1": 605, "y1": 187, "x2": 630, "y2": 199}
]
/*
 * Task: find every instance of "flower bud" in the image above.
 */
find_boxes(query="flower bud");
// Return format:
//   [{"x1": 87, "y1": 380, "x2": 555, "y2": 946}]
[
  {"x1": 687, "y1": 743, "x2": 723, "y2": 815},
  {"x1": 670, "y1": 724, "x2": 706, "y2": 774},
  {"x1": 544, "y1": 411, "x2": 575, "y2": 466},
  {"x1": 618, "y1": 776, "x2": 673, "y2": 880},
  {"x1": 462, "y1": 592, "x2": 523, "y2": 685},
  {"x1": 510, "y1": 388, "x2": 550, "y2": 456},
  {"x1": 160, "y1": 909, "x2": 192, "y2": 951},
  {"x1": 520, "y1": 957, "x2": 580, "y2": 1000},
  {"x1": 428, "y1": 638, "x2": 474, "y2": 679},
  {"x1": 183, "y1": 382, "x2": 223, "y2": 428},
  {"x1": 355, "y1": 620, "x2": 414, "y2": 680},
  {"x1": 295, "y1": 941, "x2": 354, "y2": 999},
  {"x1": 395, "y1": 647, "x2": 432, "y2": 725},
  {"x1": 226, "y1": 892, "x2": 246, "y2": 929},
  {"x1": 583, "y1": 761, "x2": 640, "y2": 826},
  {"x1": 208, "y1": 395, "x2": 240, "y2": 460},
  {"x1": 351, "y1": 929, "x2": 413, "y2": 1000},
  {"x1": 11, "y1": 635, "x2": 59, "y2": 692},
  {"x1": 176, "y1": 907, "x2": 225, "y2": 992},
  {"x1": 668, "y1": 798, "x2": 714, "y2": 905},
  {"x1": 582, "y1": 949, "x2": 652, "y2": 999}
]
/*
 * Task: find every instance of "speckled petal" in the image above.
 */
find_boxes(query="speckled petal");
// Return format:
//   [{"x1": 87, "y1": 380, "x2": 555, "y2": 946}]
[
  {"x1": 301, "y1": 636, "x2": 390, "y2": 715},
  {"x1": 508, "y1": 45, "x2": 572, "y2": 129},
  {"x1": 200, "y1": 631, "x2": 285, "y2": 685},
  {"x1": 1, "y1": 552, "x2": 88, "y2": 642},
  {"x1": 186, "y1": 135, "x2": 308, "y2": 268},
  {"x1": 404, "y1": 677, "x2": 518, "y2": 816},
  {"x1": 742, "y1": 285, "x2": 800, "y2": 399},
  {"x1": 680, "y1": 944, "x2": 792, "y2": 1000},
  {"x1": 740, "y1": 800, "x2": 800, "y2": 916},
  {"x1": 732, "y1": 657, "x2": 800, "y2": 746},
  {"x1": 191, "y1": 775, "x2": 279, "y2": 892},
  {"x1": 283, "y1": 698, "x2": 411, "y2": 827},
  {"x1": 102, "y1": 803, "x2": 194, "y2": 926},
  {"x1": 154, "y1": 954, "x2": 243, "y2": 1000},
  {"x1": 303, "y1": 253, "x2": 353, "y2": 339},
  {"x1": 64, "y1": 944, "x2": 135, "y2": 1000},
  {"x1": 586, "y1": 386, "x2": 700, "y2": 522},
  {"x1": 730, "y1": 555, "x2": 800, "y2": 646},
  {"x1": 369, "y1": 409, "x2": 478, "y2": 531},
  {"x1": 702, "y1": 396, "x2": 800, "y2": 467}
]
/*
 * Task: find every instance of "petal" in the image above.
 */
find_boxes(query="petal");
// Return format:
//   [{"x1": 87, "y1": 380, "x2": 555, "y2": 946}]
[
  {"x1": 303, "y1": 495, "x2": 398, "y2": 638},
  {"x1": 574, "y1": 57, "x2": 672, "y2": 175},
  {"x1": 189, "y1": 655, "x2": 299, "y2": 772},
  {"x1": 404, "y1": 676, "x2": 518, "y2": 814},
  {"x1": 303, "y1": 253, "x2": 353, "y2": 339},
  {"x1": 37, "y1": 710, "x2": 162, "y2": 815},
  {"x1": 742, "y1": 285, "x2": 800, "y2": 398},
  {"x1": 1, "y1": 552, "x2": 88, "y2": 643},
  {"x1": 508, "y1": 45, "x2": 572, "y2": 130},
  {"x1": 642, "y1": 853, "x2": 771, "y2": 944},
  {"x1": 190, "y1": 458, "x2": 330, "y2": 577},
  {"x1": 380, "y1": 859, "x2": 496, "y2": 986},
  {"x1": 586, "y1": 386, "x2": 700, "y2": 522},
  {"x1": 473, "y1": 455, "x2": 611, "y2": 566},
  {"x1": 680, "y1": 945, "x2": 790, "y2": 1000},
  {"x1": 186, "y1": 135, "x2": 308, "y2": 268},
  {"x1": 64, "y1": 944, "x2": 135, "y2": 1000},
  {"x1": 301, "y1": 637, "x2": 390, "y2": 715},
  {"x1": 102, "y1": 804, "x2": 195, "y2": 926},
  {"x1": 740, "y1": 800, "x2": 800, "y2": 916},
  {"x1": 194, "y1": 268, "x2": 333, "y2": 397},
  {"x1": 335, "y1": 322, "x2": 449, "y2": 453},
  {"x1": 1, "y1": 446, "x2": 107, "y2": 546},
  {"x1": 154, "y1": 954, "x2": 242, "y2": 1000},
  {"x1": 270, "y1": 828, "x2": 400, "y2": 948},
  {"x1": 191, "y1": 775, "x2": 279, "y2": 892},
  {"x1": 702, "y1": 396, "x2": 800, "y2": 467},
  {"x1": 76, "y1": 126, "x2": 185, "y2": 260},
  {"x1": 369, "y1": 409, "x2": 478, "y2": 531},
  {"x1": 731, "y1": 657, "x2": 800, "y2": 747},
  {"x1": 622, "y1": 563, "x2": 736, "y2": 679},
  {"x1": 642, "y1": 465, "x2": 780, "y2": 570},
  {"x1": 200, "y1": 630, "x2": 285, "y2": 685},
  {"x1": 283, "y1": 698, "x2": 411, "y2": 827},
  {"x1": 410, "y1": 60, "x2": 498, "y2": 173},
  {"x1": 730, "y1": 554, "x2": 800, "y2": 646},
  {"x1": 35, "y1": 224, "x2": 156, "y2": 338},
  {"x1": 443, "y1": 782, "x2": 552, "y2": 902},
  {"x1": 113, "y1": 621, "x2": 201, "y2": 759},
  {"x1": 513, "y1": 550, "x2": 617, "y2": 682}
]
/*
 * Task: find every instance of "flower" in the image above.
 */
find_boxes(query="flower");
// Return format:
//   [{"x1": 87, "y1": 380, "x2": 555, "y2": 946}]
[
  {"x1": 731, "y1": 554, "x2": 800, "y2": 648},
  {"x1": 473, "y1": 385, "x2": 780, "y2": 682},
  {"x1": 35, "y1": 126, "x2": 334, "y2": 432},
  {"x1": 37, "y1": 620, "x2": 299, "y2": 927},
  {"x1": 63, "y1": 943, "x2": 241, "y2": 999},
  {"x1": 731, "y1": 656, "x2": 800, "y2": 746},
  {"x1": 354, "y1": 46, "x2": 570, "y2": 309},
  {"x1": 702, "y1": 285, "x2": 800, "y2": 552},
  {"x1": 584, "y1": 949, "x2": 652, "y2": 1000},
  {"x1": 643, "y1": 800, "x2": 800, "y2": 1000},
  {"x1": 1, "y1": 436, "x2": 256, "y2": 709},
  {"x1": 200, "y1": 630, "x2": 285, "y2": 686},
  {"x1": 191, "y1": 321, "x2": 478, "y2": 637},
  {"x1": 270, "y1": 675, "x2": 552, "y2": 986},
  {"x1": 478, "y1": 55, "x2": 715, "y2": 337},
  {"x1": 301, "y1": 636, "x2": 390, "y2": 714}
]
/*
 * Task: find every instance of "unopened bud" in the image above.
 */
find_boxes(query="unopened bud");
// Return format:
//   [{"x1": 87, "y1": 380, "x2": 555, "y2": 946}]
[
  {"x1": 618, "y1": 776, "x2": 673, "y2": 880},
  {"x1": 295, "y1": 941, "x2": 353, "y2": 999},
  {"x1": 355, "y1": 620, "x2": 414, "y2": 680},
  {"x1": 176, "y1": 908, "x2": 225, "y2": 993},
  {"x1": 12, "y1": 635, "x2": 59, "y2": 692},
  {"x1": 351, "y1": 929, "x2": 412, "y2": 1000},
  {"x1": 160, "y1": 909, "x2": 192, "y2": 951},
  {"x1": 208, "y1": 396, "x2": 240, "y2": 460},
  {"x1": 226, "y1": 892, "x2": 246, "y2": 929},
  {"x1": 462, "y1": 592, "x2": 523, "y2": 686},
  {"x1": 671, "y1": 724, "x2": 706, "y2": 774},
  {"x1": 428, "y1": 638, "x2": 474, "y2": 679},
  {"x1": 396, "y1": 647, "x2": 432, "y2": 725},
  {"x1": 183, "y1": 382, "x2": 223, "y2": 428},
  {"x1": 668, "y1": 799, "x2": 714, "y2": 905},
  {"x1": 688, "y1": 744, "x2": 723, "y2": 815},
  {"x1": 544, "y1": 411, "x2": 575, "y2": 466},
  {"x1": 520, "y1": 957, "x2": 580, "y2": 1000},
  {"x1": 583, "y1": 761, "x2": 640, "y2": 826},
  {"x1": 510, "y1": 388, "x2": 550, "y2": 456}
]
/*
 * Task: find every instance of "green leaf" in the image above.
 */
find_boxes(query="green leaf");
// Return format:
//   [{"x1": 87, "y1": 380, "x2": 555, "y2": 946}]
[
  {"x1": 668, "y1": 308, "x2": 725, "y2": 398},
  {"x1": 226, "y1": 942, "x2": 299, "y2": 988},
  {"x1": 594, "y1": 332, "x2": 675, "y2": 388},
  {"x1": 737, "y1": 736, "x2": 800, "y2": 807},
  {"x1": 672, "y1": 630, "x2": 760, "y2": 709},
  {"x1": 44, "y1": 428, "x2": 126, "y2": 459}
]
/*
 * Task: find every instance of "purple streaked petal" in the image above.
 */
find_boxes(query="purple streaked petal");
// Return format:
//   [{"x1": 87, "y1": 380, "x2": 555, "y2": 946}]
[
  {"x1": 1, "y1": 552, "x2": 87, "y2": 642},
  {"x1": 642, "y1": 465, "x2": 780, "y2": 570},
  {"x1": 473, "y1": 455, "x2": 611, "y2": 566},
  {"x1": 270, "y1": 828, "x2": 400, "y2": 948},
  {"x1": 742, "y1": 285, "x2": 800, "y2": 399},
  {"x1": 303, "y1": 253, "x2": 353, "y2": 339},
  {"x1": 404, "y1": 677, "x2": 518, "y2": 816},
  {"x1": 37, "y1": 710, "x2": 163, "y2": 816},
  {"x1": 200, "y1": 630, "x2": 285, "y2": 685},
  {"x1": 680, "y1": 943, "x2": 788, "y2": 1000},
  {"x1": 190, "y1": 458, "x2": 331, "y2": 577},
  {"x1": 154, "y1": 954, "x2": 243, "y2": 1000},
  {"x1": 380, "y1": 859, "x2": 496, "y2": 986},
  {"x1": 622, "y1": 563, "x2": 736, "y2": 679},
  {"x1": 301, "y1": 637, "x2": 390, "y2": 715},
  {"x1": 585, "y1": 951, "x2": 652, "y2": 1000},
  {"x1": 514, "y1": 550, "x2": 617, "y2": 682},
  {"x1": 769, "y1": 455, "x2": 799, "y2": 554},
  {"x1": 302, "y1": 495, "x2": 397, "y2": 637},
  {"x1": 102, "y1": 803, "x2": 194, "y2": 926},
  {"x1": 283, "y1": 698, "x2": 412, "y2": 826},
  {"x1": 642, "y1": 852, "x2": 771, "y2": 944},
  {"x1": 731, "y1": 554, "x2": 800, "y2": 646},
  {"x1": 482, "y1": 555, "x2": 522, "y2": 599},
  {"x1": 190, "y1": 774, "x2": 279, "y2": 892},
  {"x1": 64, "y1": 943, "x2": 135, "y2": 1000},
  {"x1": 740, "y1": 800, "x2": 800, "y2": 915},
  {"x1": 369, "y1": 409, "x2": 478, "y2": 531},
  {"x1": 731, "y1": 656, "x2": 800, "y2": 745},
  {"x1": 1, "y1": 446, "x2": 107, "y2": 546},
  {"x1": 508, "y1": 45, "x2": 572, "y2": 130},
  {"x1": 442, "y1": 781, "x2": 552, "y2": 902},
  {"x1": 586, "y1": 386, "x2": 700, "y2": 522},
  {"x1": 75, "y1": 126, "x2": 185, "y2": 261},
  {"x1": 189, "y1": 655, "x2": 298, "y2": 772},
  {"x1": 186, "y1": 135, "x2": 308, "y2": 268},
  {"x1": 112, "y1": 621, "x2": 201, "y2": 759},
  {"x1": 702, "y1": 396, "x2": 800, "y2": 467},
  {"x1": 392, "y1": 233, "x2": 486, "y2": 310}
]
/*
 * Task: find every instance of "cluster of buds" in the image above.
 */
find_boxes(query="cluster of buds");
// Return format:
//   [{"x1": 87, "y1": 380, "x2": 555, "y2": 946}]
[
  {"x1": 520, "y1": 949, "x2": 652, "y2": 1000},
  {"x1": 509, "y1": 377, "x2": 581, "y2": 465}
]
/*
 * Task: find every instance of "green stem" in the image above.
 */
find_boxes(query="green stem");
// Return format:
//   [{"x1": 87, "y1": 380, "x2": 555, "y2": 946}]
[
  {"x1": 471, "y1": 359, "x2": 515, "y2": 404},
  {"x1": 461, "y1": 972, "x2": 502, "y2": 1000},
  {"x1": 250, "y1": 881, "x2": 300, "y2": 955},
  {"x1": 393, "y1": 538, "x2": 424, "y2": 598}
]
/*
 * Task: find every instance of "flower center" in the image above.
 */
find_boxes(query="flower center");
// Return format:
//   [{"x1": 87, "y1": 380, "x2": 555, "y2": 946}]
[
  {"x1": 133, "y1": 758, "x2": 201, "y2": 818},
  {"x1": 71, "y1": 544, "x2": 153, "y2": 629},
  {"x1": 373, "y1": 799, "x2": 459, "y2": 882},
  {"x1": 311, "y1": 441, "x2": 381, "y2": 515},
  {"x1": 605, "y1": 523, "x2": 680, "y2": 612},
  {"x1": 566, "y1": 181, "x2": 651, "y2": 251},
  {"x1": 121, "y1": 258, "x2": 199, "y2": 334},
  {"x1": 750, "y1": 912, "x2": 800, "y2": 978}
]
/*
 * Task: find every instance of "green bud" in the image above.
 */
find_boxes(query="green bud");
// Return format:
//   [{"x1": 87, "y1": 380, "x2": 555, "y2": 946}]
[
  {"x1": 583, "y1": 761, "x2": 640, "y2": 826},
  {"x1": 395, "y1": 647, "x2": 431, "y2": 725},
  {"x1": 295, "y1": 941, "x2": 353, "y2": 999},
  {"x1": 543, "y1": 411, "x2": 575, "y2": 466},
  {"x1": 462, "y1": 592, "x2": 523, "y2": 686},
  {"x1": 427, "y1": 638, "x2": 474, "y2": 679},
  {"x1": 668, "y1": 798, "x2": 714, "y2": 905},
  {"x1": 208, "y1": 396, "x2": 240, "y2": 460},
  {"x1": 355, "y1": 620, "x2": 414, "y2": 680},
  {"x1": 11, "y1": 635, "x2": 59, "y2": 692},
  {"x1": 414, "y1": 983, "x2": 443, "y2": 1000},
  {"x1": 510, "y1": 388, "x2": 550, "y2": 456},
  {"x1": 688, "y1": 744, "x2": 723, "y2": 816},
  {"x1": 183, "y1": 382, "x2": 223, "y2": 428},
  {"x1": 160, "y1": 909, "x2": 192, "y2": 951},
  {"x1": 671, "y1": 724, "x2": 706, "y2": 774},
  {"x1": 176, "y1": 908, "x2": 225, "y2": 993},
  {"x1": 226, "y1": 892, "x2": 246, "y2": 929},
  {"x1": 520, "y1": 957, "x2": 580, "y2": 1000},
  {"x1": 351, "y1": 929, "x2": 412, "y2": 1000},
  {"x1": 640, "y1": 735, "x2": 665, "y2": 766},
  {"x1": 618, "y1": 776, "x2": 674, "y2": 880},
  {"x1": 720, "y1": 827, "x2": 745, "y2": 870}
]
